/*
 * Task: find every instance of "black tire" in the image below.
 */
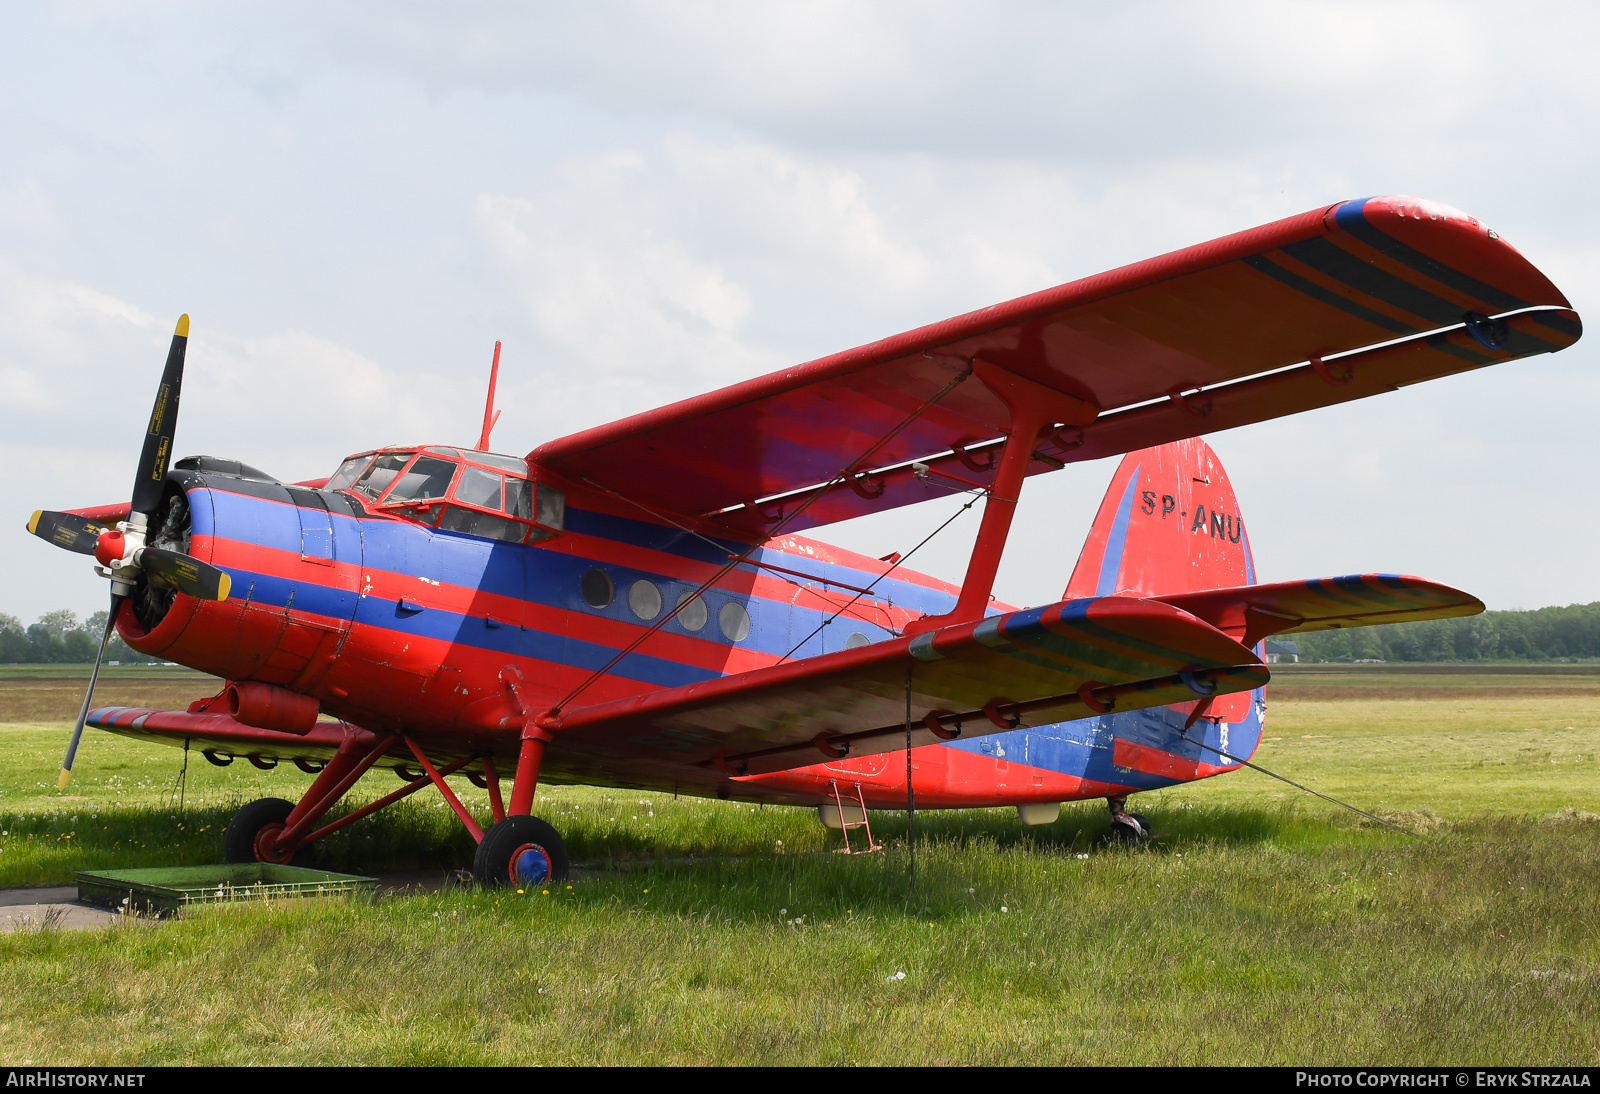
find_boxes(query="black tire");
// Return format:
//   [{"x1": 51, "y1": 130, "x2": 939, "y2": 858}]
[
  {"x1": 224, "y1": 797, "x2": 312, "y2": 866},
  {"x1": 473, "y1": 815, "x2": 569, "y2": 888},
  {"x1": 1109, "y1": 812, "x2": 1152, "y2": 844}
]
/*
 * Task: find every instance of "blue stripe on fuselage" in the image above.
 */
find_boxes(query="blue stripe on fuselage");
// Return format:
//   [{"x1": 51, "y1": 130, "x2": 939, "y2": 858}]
[
  {"x1": 225, "y1": 561, "x2": 721, "y2": 689},
  {"x1": 941, "y1": 685, "x2": 1264, "y2": 792},
  {"x1": 203, "y1": 487, "x2": 953, "y2": 620},
  {"x1": 199, "y1": 486, "x2": 933, "y2": 675}
]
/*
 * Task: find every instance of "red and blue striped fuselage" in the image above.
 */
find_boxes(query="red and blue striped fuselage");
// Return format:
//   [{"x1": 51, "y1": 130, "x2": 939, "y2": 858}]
[{"x1": 119, "y1": 463, "x2": 1260, "y2": 810}]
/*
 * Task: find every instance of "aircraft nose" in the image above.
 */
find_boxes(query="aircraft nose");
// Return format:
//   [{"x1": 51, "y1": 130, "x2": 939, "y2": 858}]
[{"x1": 93, "y1": 529, "x2": 126, "y2": 568}]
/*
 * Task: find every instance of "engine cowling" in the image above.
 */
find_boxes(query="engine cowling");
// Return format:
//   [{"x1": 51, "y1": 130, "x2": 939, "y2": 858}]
[{"x1": 119, "y1": 466, "x2": 363, "y2": 696}]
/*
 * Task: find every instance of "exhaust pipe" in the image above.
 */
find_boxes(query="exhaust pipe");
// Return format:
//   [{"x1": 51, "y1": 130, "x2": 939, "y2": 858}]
[{"x1": 226, "y1": 681, "x2": 319, "y2": 735}]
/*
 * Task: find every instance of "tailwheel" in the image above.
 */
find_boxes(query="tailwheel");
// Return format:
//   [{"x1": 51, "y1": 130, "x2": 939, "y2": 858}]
[
  {"x1": 474, "y1": 815, "x2": 569, "y2": 888},
  {"x1": 1106, "y1": 794, "x2": 1153, "y2": 844},
  {"x1": 1110, "y1": 812, "x2": 1154, "y2": 844},
  {"x1": 224, "y1": 797, "x2": 312, "y2": 866}
]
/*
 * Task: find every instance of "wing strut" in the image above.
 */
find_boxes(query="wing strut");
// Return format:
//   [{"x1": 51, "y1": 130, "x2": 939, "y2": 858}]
[{"x1": 904, "y1": 358, "x2": 1097, "y2": 635}]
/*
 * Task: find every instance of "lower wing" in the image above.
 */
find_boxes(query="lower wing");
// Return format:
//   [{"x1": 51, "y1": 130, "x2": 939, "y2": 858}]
[
  {"x1": 86, "y1": 707, "x2": 390, "y2": 773},
  {"x1": 544, "y1": 595, "x2": 1267, "y2": 786},
  {"x1": 89, "y1": 595, "x2": 1269, "y2": 793}
]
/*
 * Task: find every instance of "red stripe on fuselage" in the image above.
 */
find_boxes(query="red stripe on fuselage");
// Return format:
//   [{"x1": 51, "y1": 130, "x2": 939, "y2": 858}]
[
  {"x1": 549, "y1": 528, "x2": 920, "y2": 633},
  {"x1": 1111, "y1": 737, "x2": 1196, "y2": 781},
  {"x1": 745, "y1": 742, "x2": 1136, "y2": 809}
]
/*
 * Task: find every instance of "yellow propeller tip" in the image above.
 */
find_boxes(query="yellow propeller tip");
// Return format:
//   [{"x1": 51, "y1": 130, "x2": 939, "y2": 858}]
[
  {"x1": 175, "y1": 314, "x2": 190, "y2": 338},
  {"x1": 27, "y1": 510, "x2": 42, "y2": 535},
  {"x1": 216, "y1": 571, "x2": 232, "y2": 602},
  {"x1": 57, "y1": 769, "x2": 71, "y2": 792}
]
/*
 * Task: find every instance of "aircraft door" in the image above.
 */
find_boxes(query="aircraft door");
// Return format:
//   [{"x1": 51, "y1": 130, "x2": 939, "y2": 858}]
[{"x1": 261, "y1": 487, "x2": 362, "y2": 690}]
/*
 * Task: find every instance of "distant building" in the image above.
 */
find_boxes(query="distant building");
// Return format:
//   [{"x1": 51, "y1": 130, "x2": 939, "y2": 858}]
[{"x1": 1263, "y1": 639, "x2": 1299, "y2": 664}]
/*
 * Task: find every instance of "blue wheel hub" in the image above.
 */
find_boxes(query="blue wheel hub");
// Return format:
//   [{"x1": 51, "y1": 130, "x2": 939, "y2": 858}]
[{"x1": 510, "y1": 843, "x2": 552, "y2": 886}]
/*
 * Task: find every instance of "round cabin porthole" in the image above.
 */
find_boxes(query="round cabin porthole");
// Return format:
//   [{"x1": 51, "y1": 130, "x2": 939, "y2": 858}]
[
  {"x1": 581, "y1": 568, "x2": 614, "y2": 609},
  {"x1": 677, "y1": 592, "x2": 708, "y2": 632},
  {"x1": 718, "y1": 600, "x2": 751, "y2": 642},
  {"x1": 845, "y1": 632, "x2": 870, "y2": 649},
  {"x1": 629, "y1": 579, "x2": 662, "y2": 620}
]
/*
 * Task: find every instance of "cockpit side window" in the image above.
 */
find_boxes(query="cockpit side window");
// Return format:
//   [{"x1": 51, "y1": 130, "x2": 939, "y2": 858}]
[
  {"x1": 352, "y1": 452, "x2": 414, "y2": 500},
  {"x1": 508, "y1": 478, "x2": 535, "y2": 520},
  {"x1": 455, "y1": 465, "x2": 504, "y2": 511},
  {"x1": 326, "y1": 455, "x2": 373, "y2": 492},
  {"x1": 384, "y1": 456, "x2": 459, "y2": 504}
]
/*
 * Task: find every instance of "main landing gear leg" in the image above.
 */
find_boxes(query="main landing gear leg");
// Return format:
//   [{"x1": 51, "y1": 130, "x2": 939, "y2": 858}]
[
  {"x1": 224, "y1": 727, "x2": 393, "y2": 865},
  {"x1": 474, "y1": 717, "x2": 568, "y2": 888},
  {"x1": 1107, "y1": 795, "x2": 1153, "y2": 844}
]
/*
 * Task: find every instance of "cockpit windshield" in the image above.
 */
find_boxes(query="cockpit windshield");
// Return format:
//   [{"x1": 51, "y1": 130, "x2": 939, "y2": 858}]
[
  {"x1": 384, "y1": 455, "x2": 458, "y2": 503},
  {"x1": 351, "y1": 452, "x2": 414, "y2": 500},
  {"x1": 326, "y1": 455, "x2": 373, "y2": 492},
  {"x1": 326, "y1": 446, "x2": 560, "y2": 543}
]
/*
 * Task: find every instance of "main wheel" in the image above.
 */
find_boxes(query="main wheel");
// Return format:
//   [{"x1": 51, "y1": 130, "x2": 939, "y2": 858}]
[
  {"x1": 224, "y1": 797, "x2": 312, "y2": 866},
  {"x1": 474, "y1": 815, "x2": 569, "y2": 888}
]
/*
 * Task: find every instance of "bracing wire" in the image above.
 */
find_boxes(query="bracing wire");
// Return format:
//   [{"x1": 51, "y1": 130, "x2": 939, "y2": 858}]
[
  {"x1": 551, "y1": 366, "x2": 974, "y2": 713},
  {"x1": 776, "y1": 488, "x2": 985, "y2": 664},
  {"x1": 581, "y1": 476, "x2": 899, "y2": 633},
  {"x1": 1180, "y1": 729, "x2": 1415, "y2": 835}
]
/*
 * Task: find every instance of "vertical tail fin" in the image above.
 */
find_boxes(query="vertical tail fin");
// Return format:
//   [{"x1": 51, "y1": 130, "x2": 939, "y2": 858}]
[
  {"x1": 1067, "y1": 437, "x2": 1261, "y2": 728},
  {"x1": 1065, "y1": 437, "x2": 1255, "y2": 600}
]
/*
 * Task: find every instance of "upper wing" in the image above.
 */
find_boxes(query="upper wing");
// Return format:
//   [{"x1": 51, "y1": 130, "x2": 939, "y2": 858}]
[
  {"x1": 531, "y1": 196, "x2": 1580, "y2": 536},
  {"x1": 1153, "y1": 574, "x2": 1484, "y2": 648},
  {"x1": 539, "y1": 595, "x2": 1267, "y2": 792}
]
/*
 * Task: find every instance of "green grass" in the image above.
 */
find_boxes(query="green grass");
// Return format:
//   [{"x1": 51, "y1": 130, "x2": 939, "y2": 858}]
[{"x1": 0, "y1": 665, "x2": 1596, "y2": 1064}]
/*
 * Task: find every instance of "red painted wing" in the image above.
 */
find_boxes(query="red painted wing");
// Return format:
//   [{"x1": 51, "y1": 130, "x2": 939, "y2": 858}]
[
  {"x1": 85, "y1": 707, "x2": 391, "y2": 769},
  {"x1": 541, "y1": 596, "x2": 1267, "y2": 789},
  {"x1": 1155, "y1": 574, "x2": 1484, "y2": 647},
  {"x1": 531, "y1": 196, "x2": 1580, "y2": 536}
]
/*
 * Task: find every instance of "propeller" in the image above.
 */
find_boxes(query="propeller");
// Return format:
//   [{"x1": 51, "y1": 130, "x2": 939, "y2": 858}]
[
  {"x1": 24, "y1": 315, "x2": 233, "y2": 790},
  {"x1": 25, "y1": 511, "x2": 109, "y2": 554}
]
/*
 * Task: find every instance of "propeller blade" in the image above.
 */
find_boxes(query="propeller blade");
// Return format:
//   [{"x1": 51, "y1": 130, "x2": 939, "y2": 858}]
[
  {"x1": 139, "y1": 545, "x2": 231, "y2": 601},
  {"x1": 130, "y1": 314, "x2": 189, "y2": 517},
  {"x1": 60, "y1": 595, "x2": 124, "y2": 791},
  {"x1": 27, "y1": 510, "x2": 109, "y2": 555}
]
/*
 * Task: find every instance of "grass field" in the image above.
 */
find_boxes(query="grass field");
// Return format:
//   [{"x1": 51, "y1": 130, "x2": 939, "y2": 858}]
[{"x1": 0, "y1": 664, "x2": 1595, "y2": 1064}]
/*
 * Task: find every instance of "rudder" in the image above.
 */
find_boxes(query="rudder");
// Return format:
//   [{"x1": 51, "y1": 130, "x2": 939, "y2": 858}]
[{"x1": 1065, "y1": 437, "x2": 1255, "y2": 601}]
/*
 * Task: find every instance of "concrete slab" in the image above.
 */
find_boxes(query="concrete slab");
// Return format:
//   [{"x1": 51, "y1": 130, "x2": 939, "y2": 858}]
[{"x1": 1, "y1": 901, "x2": 120, "y2": 932}]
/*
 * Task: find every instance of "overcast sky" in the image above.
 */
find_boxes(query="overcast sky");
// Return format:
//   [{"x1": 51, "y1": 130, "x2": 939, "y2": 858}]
[{"x1": 3, "y1": 1, "x2": 1596, "y2": 625}]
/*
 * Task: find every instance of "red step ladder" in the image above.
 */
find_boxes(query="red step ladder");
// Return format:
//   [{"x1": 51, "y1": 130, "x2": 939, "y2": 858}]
[{"x1": 829, "y1": 779, "x2": 881, "y2": 855}]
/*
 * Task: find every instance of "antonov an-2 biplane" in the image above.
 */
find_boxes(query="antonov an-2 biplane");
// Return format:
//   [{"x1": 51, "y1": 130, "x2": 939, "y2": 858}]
[{"x1": 26, "y1": 195, "x2": 1581, "y2": 885}]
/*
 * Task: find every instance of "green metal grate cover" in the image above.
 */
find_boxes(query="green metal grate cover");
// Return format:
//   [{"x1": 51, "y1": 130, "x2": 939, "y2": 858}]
[{"x1": 77, "y1": 863, "x2": 378, "y2": 914}]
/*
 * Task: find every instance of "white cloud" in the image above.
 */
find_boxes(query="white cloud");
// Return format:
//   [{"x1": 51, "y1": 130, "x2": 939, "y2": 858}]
[{"x1": 4, "y1": 1, "x2": 1599, "y2": 624}]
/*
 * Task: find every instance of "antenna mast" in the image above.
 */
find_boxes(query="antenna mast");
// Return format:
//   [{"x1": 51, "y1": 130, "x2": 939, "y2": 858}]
[{"x1": 475, "y1": 341, "x2": 502, "y2": 452}]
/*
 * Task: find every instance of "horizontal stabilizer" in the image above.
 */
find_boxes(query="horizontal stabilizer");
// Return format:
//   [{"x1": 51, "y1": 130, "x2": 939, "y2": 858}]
[{"x1": 1153, "y1": 574, "x2": 1484, "y2": 648}]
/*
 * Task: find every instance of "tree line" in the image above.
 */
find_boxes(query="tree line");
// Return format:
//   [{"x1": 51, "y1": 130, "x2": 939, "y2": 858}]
[
  {"x1": 1291, "y1": 600, "x2": 1600, "y2": 663},
  {"x1": 0, "y1": 610, "x2": 161, "y2": 664},
  {"x1": 7, "y1": 599, "x2": 1600, "y2": 666}
]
